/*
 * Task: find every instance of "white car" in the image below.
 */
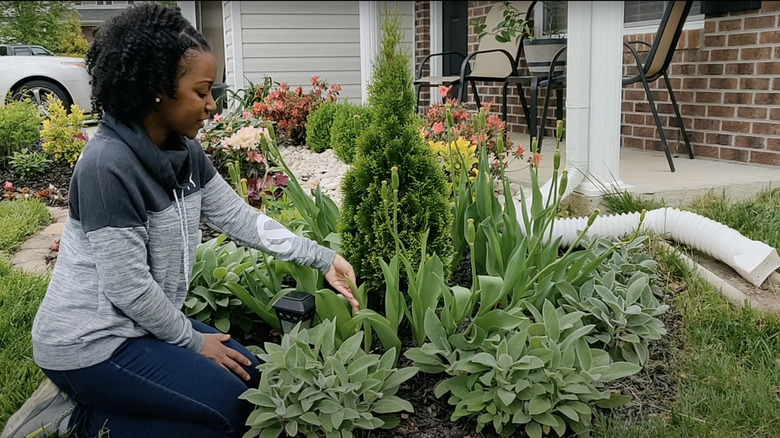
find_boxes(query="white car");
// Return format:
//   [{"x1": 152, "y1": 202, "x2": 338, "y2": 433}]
[{"x1": 0, "y1": 55, "x2": 92, "y2": 115}]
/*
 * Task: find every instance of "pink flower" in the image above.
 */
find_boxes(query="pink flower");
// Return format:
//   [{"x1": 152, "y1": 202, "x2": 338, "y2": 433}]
[
  {"x1": 432, "y1": 122, "x2": 444, "y2": 135},
  {"x1": 4, "y1": 181, "x2": 13, "y2": 192},
  {"x1": 213, "y1": 113, "x2": 223, "y2": 122},
  {"x1": 51, "y1": 242, "x2": 60, "y2": 251},
  {"x1": 247, "y1": 151, "x2": 266, "y2": 164},
  {"x1": 242, "y1": 111, "x2": 252, "y2": 119},
  {"x1": 331, "y1": 83, "x2": 342, "y2": 92},
  {"x1": 311, "y1": 76, "x2": 320, "y2": 86},
  {"x1": 516, "y1": 146, "x2": 525, "y2": 155},
  {"x1": 530, "y1": 153, "x2": 543, "y2": 167},
  {"x1": 439, "y1": 85, "x2": 453, "y2": 99}
]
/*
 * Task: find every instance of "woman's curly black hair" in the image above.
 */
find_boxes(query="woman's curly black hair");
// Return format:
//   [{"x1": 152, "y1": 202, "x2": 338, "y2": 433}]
[{"x1": 85, "y1": 3, "x2": 211, "y2": 124}]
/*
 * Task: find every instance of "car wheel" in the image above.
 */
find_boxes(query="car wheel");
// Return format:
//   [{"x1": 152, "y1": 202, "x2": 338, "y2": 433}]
[{"x1": 11, "y1": 80, "x2": 73, "y2": 117}]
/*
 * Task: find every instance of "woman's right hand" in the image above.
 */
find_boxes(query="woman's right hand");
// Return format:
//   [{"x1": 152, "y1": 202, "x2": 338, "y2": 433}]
[{"x1": 200, "y1": 333, "x2": 253, "y2": 381}]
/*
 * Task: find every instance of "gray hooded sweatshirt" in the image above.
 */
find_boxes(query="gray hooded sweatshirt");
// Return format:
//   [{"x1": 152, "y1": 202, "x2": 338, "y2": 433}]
[{"x1": 32, "y1": 114, "x2": 335, "y2": 371}]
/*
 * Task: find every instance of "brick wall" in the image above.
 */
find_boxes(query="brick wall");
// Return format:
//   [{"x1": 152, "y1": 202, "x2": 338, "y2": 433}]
[
  {"x1": 622, "y1": 1, "x2": 780, "y2": 167},
  {"x1": 414, "y1": 1, "x2": 432, "y2": 109},
  {"x1": 414, "y1": 1, "x2": 780, "y2": 167}
]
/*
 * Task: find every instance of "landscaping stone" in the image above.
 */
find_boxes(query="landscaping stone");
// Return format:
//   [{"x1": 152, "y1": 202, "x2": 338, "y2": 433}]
[{"x1": 12, "y1": 206, "x2": 68, "y2": 274}]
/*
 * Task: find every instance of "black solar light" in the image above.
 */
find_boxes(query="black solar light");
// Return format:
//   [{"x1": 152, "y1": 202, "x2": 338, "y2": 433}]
[{"x1": 272, "y1": 290, "x2": 316, "y2": 333}]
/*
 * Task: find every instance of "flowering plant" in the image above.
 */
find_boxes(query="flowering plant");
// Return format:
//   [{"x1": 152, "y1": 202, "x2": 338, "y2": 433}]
[
  {"x1": 2, "y1": 180, "x2": 64, "y2": 205},
  {"x1": 429, "y1": 136, "x2": 479, "y2": 177},
  {"x1": 199, "y1": 110, "x2": 271, "y2": 180},
  {"x1": 421, "y1": 86, "x2": 521, "y2": 176},
  {"x1": 251, "y1": 76, "x2": 341, "y2": 146}
]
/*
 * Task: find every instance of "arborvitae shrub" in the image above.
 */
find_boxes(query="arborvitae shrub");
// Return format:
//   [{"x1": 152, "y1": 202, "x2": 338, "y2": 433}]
[
  {"x1": 305, "y1": 100, "x2": 339, "y2": 153},
  {"x1": 339, "y1": 11, "x2": 453, "y2": 304},
  {"x1": 331, "y1": 102, "x2": 372, "y2": 164}
]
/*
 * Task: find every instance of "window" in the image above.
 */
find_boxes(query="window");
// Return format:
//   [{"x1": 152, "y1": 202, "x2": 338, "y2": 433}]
[
  {"x1": 15, "y1": 47, "x2": 32, "y2": 56},
  {"x1": 536, "y1": 1, "x2": 568, "y2": 37},
  {"x1": 625, "y1": 1, "x2": 702, "y2": 26},
  {"x1": 540, "y1": 1, "x2": 703, "y2": 35},
  {"x1": 31, "y1": 46, "x2": 53, "y2": 56}
]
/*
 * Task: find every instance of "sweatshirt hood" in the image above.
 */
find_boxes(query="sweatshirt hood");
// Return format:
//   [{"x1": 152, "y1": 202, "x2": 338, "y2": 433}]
[{"x1": 100, "y1": 113, "x2": 193, "y2": 191}]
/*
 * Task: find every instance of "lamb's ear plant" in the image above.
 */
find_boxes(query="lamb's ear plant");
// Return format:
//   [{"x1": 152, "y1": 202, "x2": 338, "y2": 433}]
[
  {"x1": 406, "y1": 300, "x2": 641, "y2": 438},
  {"x1": 240, "y1": 319, "x2": 418, "y2": 438},
  {"x1": 558, "y1": 235, "x2": 668, "y2": 366}
]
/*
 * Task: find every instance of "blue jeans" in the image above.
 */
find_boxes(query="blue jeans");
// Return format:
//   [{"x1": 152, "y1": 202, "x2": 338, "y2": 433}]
[{"x1": 42, "y1": 320, "x2": 262, "y2": 438}]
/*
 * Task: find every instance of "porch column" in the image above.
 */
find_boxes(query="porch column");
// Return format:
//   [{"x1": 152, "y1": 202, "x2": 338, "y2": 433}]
[
  {"x1": 178, "y1": 1, "x2": 197, "y2": 28},
  {"x1": 429, "y1": 1, "x2": 443, "y2": 104},
  {"x1": 567, "y1": 1, "x2": 629, "y2": 196},
  {"x1": 359, "y1": 1, "x2": 380, "y2": 104}
]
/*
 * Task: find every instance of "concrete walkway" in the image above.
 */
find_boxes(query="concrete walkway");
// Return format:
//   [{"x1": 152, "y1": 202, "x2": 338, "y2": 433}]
[{"x1": 12, "y1": 206, "x2": 68, "y2": 274}]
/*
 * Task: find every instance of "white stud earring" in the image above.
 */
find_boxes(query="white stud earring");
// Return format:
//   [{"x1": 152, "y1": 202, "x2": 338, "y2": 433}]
[{"x1": 155, "y1": 97, "x2": 160, "y2": 103}]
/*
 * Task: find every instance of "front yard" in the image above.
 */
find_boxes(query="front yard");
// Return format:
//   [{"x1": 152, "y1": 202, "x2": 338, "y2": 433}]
[
  {"x1": 2, "y1": 11, "x2": 779, "y2": 437},
  {"x1": 2, "y1": 187, "x2": 779, "y2": 437}
]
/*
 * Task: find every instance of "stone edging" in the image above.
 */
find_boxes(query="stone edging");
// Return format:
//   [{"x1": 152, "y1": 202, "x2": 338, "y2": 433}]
[{"x1": 12, "y1": 206, "x2": 68, "y2": 274}]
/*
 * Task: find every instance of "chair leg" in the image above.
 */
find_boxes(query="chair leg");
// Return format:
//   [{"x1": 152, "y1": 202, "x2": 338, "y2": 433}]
[
  {"x1": 663, "y1": 72, "x2": 694, "y2": 160},
  {"x1": 641, "y1": 78, "x2": 676, "y2": 172},
  {"x1": 458, "y1": 80, "x2": 467, "y2": 103},
  {"x1": 514, "y1": 82, "x2": 533, "y2": 147},
  {"x1": 415, "y1": 84, "x2": 421, "y2": 115},
  {"x1": 502, "y1": 82, "x2": 509, "y2": 122},
  {"x1": 471, "y1": 80, "x2": 481, "y2": 108}
]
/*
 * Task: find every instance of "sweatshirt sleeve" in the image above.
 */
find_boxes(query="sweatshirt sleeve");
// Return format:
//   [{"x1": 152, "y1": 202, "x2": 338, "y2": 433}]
[
  {"x1": 86, "y1": 227, "x2": 204, "y2": 353},
  {"x1": 200, "y1": 171, "x2": 336, "y2": 274},
  {"x1": 76, "y1": 150, "x2": 203, "y2": 353}
]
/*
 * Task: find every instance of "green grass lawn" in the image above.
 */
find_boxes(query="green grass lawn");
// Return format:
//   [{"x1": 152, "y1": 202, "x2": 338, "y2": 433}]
[
  {"x1": 2, "y1": 189, "x2": 779, "y2": 436},
  {"x1": 0, "y1": 199, "x2": 51, "y2": 257},
  {"x1": 594, "y1": 188, "x2": 780, "y2": 437}
]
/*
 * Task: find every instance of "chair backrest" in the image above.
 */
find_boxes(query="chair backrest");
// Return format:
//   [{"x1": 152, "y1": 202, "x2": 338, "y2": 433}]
[
  {"x1": 643, "y1": 1, "x2": 694, "y2": 80},
  {"x1": 471, "y1": 1, "x2": 535, "y2": 78}
]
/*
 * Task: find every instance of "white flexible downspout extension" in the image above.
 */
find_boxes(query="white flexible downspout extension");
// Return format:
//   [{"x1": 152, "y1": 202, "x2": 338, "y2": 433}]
[{"x1": 542, "y1": 208, "x2": 780, "y2": 288}]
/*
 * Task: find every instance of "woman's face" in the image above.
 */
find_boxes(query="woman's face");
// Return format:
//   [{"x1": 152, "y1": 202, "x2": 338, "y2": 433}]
[{"x1": 158, "y1": 50, "x2": 218, "y2": 140}]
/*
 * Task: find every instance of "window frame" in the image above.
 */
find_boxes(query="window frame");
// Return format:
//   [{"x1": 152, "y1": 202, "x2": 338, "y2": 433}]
[{"x1": 536, "y1": 1, "x2": 705, "y2": 38}]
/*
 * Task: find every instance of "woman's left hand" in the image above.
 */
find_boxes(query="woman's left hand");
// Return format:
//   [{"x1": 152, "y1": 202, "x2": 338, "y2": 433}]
[{"x1": 325, "y1": 254, "x2": 360, "y2": 314}]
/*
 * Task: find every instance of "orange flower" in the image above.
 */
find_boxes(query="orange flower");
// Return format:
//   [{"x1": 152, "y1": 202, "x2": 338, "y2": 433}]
[
  {"x1": 432, "y1": 122, "x2": 444, "y2": 135},
  {"x1": 439, "y1": 85, "x2": 454, "y2": 99},
  {"x1": 530, "y1": 152, "x2": 543, "y2": 167}
]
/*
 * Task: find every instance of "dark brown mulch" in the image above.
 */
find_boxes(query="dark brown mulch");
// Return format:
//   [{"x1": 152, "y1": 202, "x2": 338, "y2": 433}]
[{"x1": 1, "y1": 155, "x2": 72, "y2": 208}]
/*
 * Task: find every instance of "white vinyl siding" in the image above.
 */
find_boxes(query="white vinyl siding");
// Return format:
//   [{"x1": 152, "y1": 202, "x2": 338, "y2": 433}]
[
  {"x1": 239, "y1": 1, "x2": 362, "y2": 103},
  {"x1": 223, "y1": 1, "x2": 235, "y2": 89}
]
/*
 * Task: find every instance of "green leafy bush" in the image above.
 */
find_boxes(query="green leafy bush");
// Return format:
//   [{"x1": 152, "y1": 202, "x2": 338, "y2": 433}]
[
  {"x1": 305, "y1": 99, "x2": 339, "y2": 153},
  {"x1": 0, "y1": 98, "x2": 42, "y2": 164},
  {"x1": 331, "y1": 102, "x2": 372, "y2": 164},
  {"x1": 10, "y1": 149, "x2": 51, "y2": 180},
  {"x1": 40, "y1": 99, "x2": 87, "y2": 167},
  {"x1": 340, "y1": 12, "x2": 453, "y2": 303},
  {"x1": 240, "y1": 319, "x2": 418, "y2": 438}
]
